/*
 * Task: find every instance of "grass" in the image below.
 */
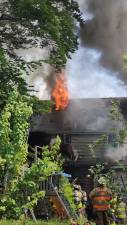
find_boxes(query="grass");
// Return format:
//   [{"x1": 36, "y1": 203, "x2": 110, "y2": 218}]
[
  {"x1": 0, "y1": 219, "x2": 70, "y2": 225},
  {"x1": 0, "y1": 219, "x2": 96, "y2": 225}
]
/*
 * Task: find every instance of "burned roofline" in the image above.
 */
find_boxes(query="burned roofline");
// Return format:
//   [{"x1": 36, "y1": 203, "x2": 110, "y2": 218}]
[
  {"x1": 31, "y1": 97, "x2": 127, "y2": 133},
  {"x1": 37, "y1": 97, "x2": 127, "y2": 102},
  {"x1": 30, "y1": 131, "x2": 109, "y2": 135}
]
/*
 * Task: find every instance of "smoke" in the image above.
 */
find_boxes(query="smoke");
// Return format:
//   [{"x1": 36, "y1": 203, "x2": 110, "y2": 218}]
[
  {"x1": 61, "y1": 98, "x2": 123, "y2": 132},
  {"x1": 65, "y1": 0, "x2": 127, "y2": 98},
  {"x1": 16, "y1": 47, "x2": 53, "y2": 99},
  {"x1": 77, "y1": 0, "x2": 94, "y2": 20},
  {"x1": 106, "y1": 144, "x2": 127, "y2": 161},
  {"x1": 66, "y1": 46, "x2": 127, "y2": 98},
  {"x1": 15, "y1": 0, "x2": 127, "y2": 99},
  {"x1": 15, "y1": 47, "x2": 50, "y2": 62},
  {"x1": 81, "y1": 0, "x2": 127, "y2": 79},
  {"x1": 64, "y1": 0, "x2": 127, "y2": 161}
]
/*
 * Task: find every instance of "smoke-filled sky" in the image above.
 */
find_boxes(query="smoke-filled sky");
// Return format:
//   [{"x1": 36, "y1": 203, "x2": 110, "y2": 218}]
[
  {"x1": 82, "y1": 0, "x2": 127, "y2": 78},
  {"x1": 15, "y1": 0, "x2": 127, "y2": 99},
  {"x1": 66, "y1": 46, "x2": 127, "y2": 98},
  {"x1": 66, "y1": 0, "x2": 127, "y2": 161},
  {"x1": 65, "y1": 0, "x2": 127, "y2": 98}
]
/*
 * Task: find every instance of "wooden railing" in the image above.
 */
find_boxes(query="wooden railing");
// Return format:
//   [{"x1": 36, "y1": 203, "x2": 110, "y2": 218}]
[{"x1": 39, "y1": 175, "x2": 60, "y2": 194}]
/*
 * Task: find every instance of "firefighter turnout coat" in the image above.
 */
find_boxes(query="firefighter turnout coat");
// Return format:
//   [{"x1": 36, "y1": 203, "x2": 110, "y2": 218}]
[
  {"x1": 116, "y1": 201, "x2": 126, "y2": 220},
  {"x1": 89, "y1": 186, "x2": 112, "y2": 211}
]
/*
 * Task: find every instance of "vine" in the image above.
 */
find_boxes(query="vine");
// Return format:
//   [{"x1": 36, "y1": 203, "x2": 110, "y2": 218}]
[
  {"x1": 0, "y1": 89, "x2": 33, "y2": 218},
  {"x1": 59, "y1": 176, "x2": 76, "y2": 213},
  {"x1": 0, "y1": 90, "x2": 63, "y2": 219}
]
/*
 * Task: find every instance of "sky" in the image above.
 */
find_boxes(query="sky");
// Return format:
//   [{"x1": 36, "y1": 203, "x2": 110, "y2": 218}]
[
  {"x1": 16, "y1": 0, "x2": 127, "y2": 99},
  {"x1": 65, "y1": 0, "x2": 127, "y2": 98}
]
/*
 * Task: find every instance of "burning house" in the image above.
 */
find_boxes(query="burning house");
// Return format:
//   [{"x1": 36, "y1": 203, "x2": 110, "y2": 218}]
[
  {"x1": 26, "y1": 0, "x2": 127, "y2": 217},
  {"x1": 29, "y1": 97, "x2": 127, "y2": 191}
]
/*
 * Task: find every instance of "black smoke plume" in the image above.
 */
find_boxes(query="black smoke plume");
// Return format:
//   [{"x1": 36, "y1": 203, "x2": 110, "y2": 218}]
[{"x1": 81, "y1": 0, "x2": 127, "y2": 80}]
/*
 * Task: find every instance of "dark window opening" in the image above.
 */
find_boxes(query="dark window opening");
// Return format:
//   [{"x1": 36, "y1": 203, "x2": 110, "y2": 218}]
[
  {"x1": 63, "y1": 134, "x2": 71, "y2": 144},
  {"x1": 28, "y1": 132, "x2": 52, "y2": 163}
]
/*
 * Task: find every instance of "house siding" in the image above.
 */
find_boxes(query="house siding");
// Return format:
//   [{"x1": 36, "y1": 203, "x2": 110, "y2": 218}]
[{"x1": 70, "y1": 133, "x2": 108, "y2": 164}]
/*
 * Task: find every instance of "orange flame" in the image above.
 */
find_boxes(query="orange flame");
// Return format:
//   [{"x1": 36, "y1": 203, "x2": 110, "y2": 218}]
[{"x1": 52, "y1": 73, "x2": 69, "y2": 110}]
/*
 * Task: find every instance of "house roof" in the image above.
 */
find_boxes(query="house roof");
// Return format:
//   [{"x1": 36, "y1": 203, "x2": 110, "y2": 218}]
[
  {"x1": 31, "y1": 98, "x2": 127, "y2": 134},
  {"x1": 30, "y1": 98, "x2": 127, "y2": 166}
]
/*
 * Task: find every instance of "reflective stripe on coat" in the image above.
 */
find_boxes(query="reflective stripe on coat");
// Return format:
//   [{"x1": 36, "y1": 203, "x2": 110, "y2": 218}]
[
  {"x1": 89, "y1": 187, "x2": 112, "y2": 211},
  {"x1": 116, "y1": 202, "x2": 126, "y2": 219}
]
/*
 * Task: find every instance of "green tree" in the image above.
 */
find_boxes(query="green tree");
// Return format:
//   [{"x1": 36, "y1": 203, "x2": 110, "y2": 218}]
[
  {"x1": 0, "y1": 89, "x2": 62, "y2": 219},
  {"x1": 0, "y1": 49, "x2": 52, "y2": 112},
  {"x1": 0, "y1": 0, "x2": 82, "y2": 109},
  {"x1": 109, "y1": 100, "x2": 127, "y2": 144},
  {"x1": 0, "y1": 0, "x2": 81, "y2": 68},
  {"x1": 31, "y1": 96, "x2": 52, "y2": 114},
  {"x1": 0, "y1": 89, "x2": 33, "y2": 192},
  {"x1": 0, "y1": 49, "x2": 28, "y2": 108}
]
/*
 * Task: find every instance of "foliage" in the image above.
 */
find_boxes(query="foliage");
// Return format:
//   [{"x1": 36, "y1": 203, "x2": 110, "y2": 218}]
[
  {"x1": 88, "y1": 100, "x2": 127, "y2": 195},
  {"x1": 59, "y1": 176, "x2": 76, "y2": 213},
  {"x1": 88, "y1": 164, "x2": 105, "y2": 182},
  {"x1": 109, "y1": 100, "x2": 127, "y2": 144},
  {"x1": 0, "y1": 0, "x2": 82, "y2": 113},
  {"x1": 88, "y1": 163, "x2": 115, "y2": 192},
  {"x1": 109, "y1": 100, "x2": 122, "y2": 122},
  {"x1": 16, "y1": 137, "x2": 62, "y2": 213},
  {"x1": 123, "y1": 54, "x2": 127, "y2": 69},
  {"x1": 0, "y1": 0, "x2": 82, "y2": 220},
  {"x1": 0, "y1": 49, "x2": 53, "y2": 113},
  {"x1": 88, "y1": 162, "x2": 127, "y2": 196},
  {"x1": 0, "y1": 219, "x2": 71, "y2": 225},
  {"x1": 76, "y1": 215, "x2": 88, "y2": 225},
  {"x1": 107, "y1": 161, "x2": 127, "y2": 195},
  {"x1": 0, "y1": 0, "x2": 82, "y2": 68},
  {"x1": 31, "y1": 96, "x2": 52, "y2": 114},
  {"x1": 0, "y1": 49, "x2": 28, "y2": 108},
  {"x1": 0, "y1": 0, "x2": 76, "y2": 220},
  {"x1": 0, "y1": 0, "x2": 82, "y2": 112},
  {"x1": 88, "y1": 100, "x2": 127, "y2": 161},
  {"x1": 58, "y1": 177, "x2": 88, "y2": 225},
  {"x1": 0, "y1": 89, "x2": 33, "y2": 218},
  {"x1": 88, "y1": 134, "x2": 108, "y2": 158},
  {"x1": 0, "y1": 89, "x2": 32, "y2": 191},
  {"x1": 0, "y1": 220, "x2": 96, "y2": 225},
  {"x1": 0, "y1": 89, "x2": 63, "y2": 219}
]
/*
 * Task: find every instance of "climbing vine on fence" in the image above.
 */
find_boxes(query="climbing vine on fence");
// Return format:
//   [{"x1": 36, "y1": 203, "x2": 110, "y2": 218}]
[
  {"x1": 0, "y1": 89, "x2": 33, "y2": 218},
  {"x1": 0, "y1": 89, "x2": 63, "y2": 219},
  {"x1": 59, "y1": 176, "x2": 76, "y2": 213},
  {"x1": 0, "y1": 89, "x2": 33, "y2": 192}
]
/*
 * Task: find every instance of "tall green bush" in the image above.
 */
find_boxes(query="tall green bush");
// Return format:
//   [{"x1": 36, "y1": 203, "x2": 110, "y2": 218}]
[
  {"x1": 0, "y1": 89, "x2": 63, "y2": 219},
  {"x1": 59, "y1": 176, "x2": 76, "y2": 213}
]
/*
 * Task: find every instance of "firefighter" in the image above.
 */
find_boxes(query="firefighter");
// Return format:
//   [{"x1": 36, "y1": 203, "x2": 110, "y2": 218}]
[
  {"x1": 82, "y1": 189, "x2": 87, "y2": 207},
  {"x1": 89, "y1": 177, "x2": 112, "y2": 225},
  {"x1": 74, "y1": 184, "x2": 87, "y2": 216},
  {"x1": 109, "y1": 192, "x2": 118, "y2": 225},
  {"x1": 81, "y1": 187, "x2": 87, "y2": 216},
  {"x1": 74, "y1": 185, "x2": 83, "y2": 215},
  {"x1": 115, "y1": 196, "x2": 126, "y2": 224}
]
